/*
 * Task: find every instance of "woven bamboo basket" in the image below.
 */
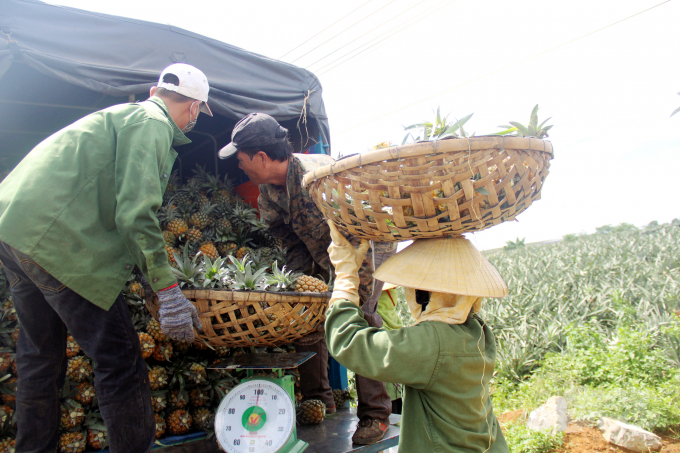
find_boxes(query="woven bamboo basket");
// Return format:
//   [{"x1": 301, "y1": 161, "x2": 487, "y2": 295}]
[
  {"x1": 302, "y1": 136, "x2": 553, "y2": 241},
  {"x1": 144, "y1": 289, "x2": 331, "y2": 347}
]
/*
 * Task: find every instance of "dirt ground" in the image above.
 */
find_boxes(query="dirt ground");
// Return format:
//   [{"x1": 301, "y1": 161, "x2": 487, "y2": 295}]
[
  {"x1": 498, "y1": 411, "x2": 680, "y2": 453},
  {"x1": 555, "y1": 426, "x2": 680, "y2": 453}
]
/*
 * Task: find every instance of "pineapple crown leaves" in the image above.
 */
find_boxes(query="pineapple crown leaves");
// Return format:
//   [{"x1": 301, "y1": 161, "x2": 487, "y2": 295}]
[
  {"x1": 671, "y1": 92, "x2": 680, "y2": 118},
  {"x1": 227, "y1": 254, "x2": 251, "y2": 274},
  {"x1": 263, "y1": 262, "x2": 300, "y2": 291},
  {"x1": 230, "y1": 261, "x2": 269, "y2": 291},
  {"x1": 225, "y1": 225, "x2": 256, "y2": 249},
  {"x1": 172, "y1": 246, "x2": 205, "y2": 288},
  {"x1": 201, "y1": 255, "x2": 229, "y2": 288},
  {"x1": 230, "y1": 204, "x2": 260, "y2": 226},
  {"x1": 190, "y1": 164, "x2": 211, "y2": 184},
  {"x1": 401, "y1": 106, "x2": 474, "y2": 144},
  {"x1": 495, "y1": 104, "x2": 553, "y2": 138}
]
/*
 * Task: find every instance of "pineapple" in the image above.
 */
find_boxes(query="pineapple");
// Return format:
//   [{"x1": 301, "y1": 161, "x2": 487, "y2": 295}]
[
  {"x1": 186, "y1": 362, "x2": 207, "y2": 385},
  {"x1": 165, "y1": 245, "x2": 179, "y2": 267},
  {"x1": 297, "y1": 399, "x2": 326, "y2": 424},
  {"x1": 73, "y1": 382, "x2": 96, "y2": 405},
  {"x1": 0, "y1": 353, "x2": 10, "y2": 375},
  {"x1": 190, "y1": 203, "x2": 217, "y2": 230},
  {"x1": 146, "y1": 318, "x2": 167, "y2": 343},
  {"x1": 2, "y1": 298, "x2": 16, "y2": 322},
  {"x1": 236, "y1": 246, "x2": 250, "y2": 260},
  {"x1": 184, "y1": 228, "x2": 202, "y2": 243},
  {"x1": 151, "y1": 392, "x2": 167, "y2": 413},
  {"x1": 205, "y1": 174, "x2": 234, "y2": 205},
  {"x1": 86, "y1": 428, "x2": 107, "y2": 451},
  {"x1": 192, "y1": 339, "x2": 209, "y2": 351},
  {"x1": 215, "y1": 346, "x2": 230, "y2": 357},
  {"x1": 166, "y1": 211, "x2": 190, "y2": 238},
  {"x1": 10, "y1": 328, "x2": 19, "y2": 346},
  {"x1": 60, "y1": 401, "x2": 85, "y2": 429},
  {"x1": 214, "y1": 217, "x2": 232, "y2": 233},
  {"x1": 295, "y1": 276, "x2": 328, "y2": 293},
  {"x1": 218, "y1": 242, "x2": 237, "y2": 257},
  {"x1": 189, "y1": 387, "x2": 211, "y2": 407},
  {"x1": 0, "y1": 438, "x2": 15, "y2": 452},
  {"x1": 138, "y1": 332, "x2": 156, "y2": 359},
  {"x1": 168, "y1": 388, "x2": 188, "y2": 409},
  {"x1": 198, "y1": 242, "x2": 219, "y2": 261},
  {"x1": 162, "y1": 230, "x2": 177, "y2": 247},
  {"x1": 66, "y1": 335, "x2": 81, "y2": 358},
  {"x1": 173, "y1": 341, "x2": 191, "y2": 354},
  {"x1": 128, "y1": 280, "x2": 142, "y2": 295},
  {"x1": 148, "y1": 366, "x2": 169, "y2": 390},
  {"x1": 230, "y1": 204, "x2": 259, "y2": 230},
  {"x1": 1, "y1": 377, "x2": 17, "y2": 406},
  {"x1": 166, "y1": 409, "x2": 192, "y2": 435},
  {"x1": 191, "y1": 407, "x2": 214, "y2": 431},
  {"x1": 66, "y1": 356, "x2": 92, "y2": 382},
  {"x1": 58, "y1": 432, "x2": 86, "y2": 453},
  {"x1": 333, "y1": 388, "x2": 351, "y2": 408},
  {"x1": 155, "y1": 413, "x2": 167, "y2": 439},
  {"x1": 0, "y1": 405, "x2": 13, "y2": 426},
  {"x1": 152, "y1": 342, "x2": 173, "y2": 362},
  {"x1": 159, "y1": 204, "x2": 190, "y2": 237}
]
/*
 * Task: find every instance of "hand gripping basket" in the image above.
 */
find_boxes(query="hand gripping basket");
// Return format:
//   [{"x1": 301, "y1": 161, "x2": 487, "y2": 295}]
[
  {"x1": 302, "y1": 136, "x2": 553, "y2": 241},
  {"x1": 144, "y1": 289, "x2": 331, "y2": 347}
]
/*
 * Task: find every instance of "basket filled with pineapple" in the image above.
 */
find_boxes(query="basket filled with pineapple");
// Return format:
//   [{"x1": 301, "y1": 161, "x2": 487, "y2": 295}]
[
  {"x1": 302, "y1": 105, "x2": 555, "y2": 242},
  {"x1": 146, "y1": 166, "x2": 332, "y2": 348}
]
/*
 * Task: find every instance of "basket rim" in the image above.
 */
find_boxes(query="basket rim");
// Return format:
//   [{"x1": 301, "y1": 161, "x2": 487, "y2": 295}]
[
  {"x1": 301, "y1": 136, "x2": 553, "y2": 187},
  {"x1": 180, "y1": 288, "x2": 332, "y2": 301}
]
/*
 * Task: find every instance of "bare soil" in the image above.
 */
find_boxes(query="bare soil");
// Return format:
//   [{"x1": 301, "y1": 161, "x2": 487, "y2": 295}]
[{"x1": 497, "y1": 411, "x2": 680, "y2": 453}]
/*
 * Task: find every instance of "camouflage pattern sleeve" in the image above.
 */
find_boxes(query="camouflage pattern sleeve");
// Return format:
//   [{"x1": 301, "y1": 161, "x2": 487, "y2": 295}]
[{"x1": 356, "y1": 241, "x2": 397, "y2": 306}]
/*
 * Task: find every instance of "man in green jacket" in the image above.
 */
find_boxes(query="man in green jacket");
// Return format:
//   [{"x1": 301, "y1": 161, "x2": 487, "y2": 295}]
[
  {"x1": 324, "y1": 222, "x2": 510, "y2": 452},
  {"x1": 0, "y1": 63, "x2": 210, "y2": 452}
]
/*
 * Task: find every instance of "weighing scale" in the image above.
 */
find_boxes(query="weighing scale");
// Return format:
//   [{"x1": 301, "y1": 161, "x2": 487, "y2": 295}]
[{"x1": 209, "y1": 352, "x2": 315, "y2": 453}]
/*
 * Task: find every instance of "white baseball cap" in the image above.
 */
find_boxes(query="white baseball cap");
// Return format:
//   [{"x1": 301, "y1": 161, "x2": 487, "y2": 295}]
[{"x1": 157, "y1": 63, "x2": 213, "y2": 116}]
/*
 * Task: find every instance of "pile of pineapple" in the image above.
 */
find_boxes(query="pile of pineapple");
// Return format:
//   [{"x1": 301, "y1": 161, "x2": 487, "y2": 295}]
[
  {"x1": 158, "y1": 166, "x2": 329, "y2": 293},
  {"x1": 0, "y1": 285, "x2": 304, "y2": 452},
  {"x1": 0, "y1": 166, "x2": 334, "y2": 452}
]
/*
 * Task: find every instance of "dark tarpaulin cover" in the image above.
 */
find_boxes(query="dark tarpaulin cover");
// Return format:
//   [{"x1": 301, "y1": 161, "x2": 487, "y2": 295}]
[{"x1": 0, "y1": 0, "x2": 330, "y2": 150}]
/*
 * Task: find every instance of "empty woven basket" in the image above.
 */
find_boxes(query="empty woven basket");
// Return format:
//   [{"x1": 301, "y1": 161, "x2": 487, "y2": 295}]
[
  {"x1": 302, "y1": 136, "x2": 553, "y2": 242},
  {"x1": 145, "y1": 289, "x2": 331, "y2": 347}
]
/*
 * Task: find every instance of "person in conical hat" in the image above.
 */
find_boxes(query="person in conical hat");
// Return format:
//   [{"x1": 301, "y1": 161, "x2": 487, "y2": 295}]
[{"x1": 324, "y1": 221, "x2": 509, "y2": 453}]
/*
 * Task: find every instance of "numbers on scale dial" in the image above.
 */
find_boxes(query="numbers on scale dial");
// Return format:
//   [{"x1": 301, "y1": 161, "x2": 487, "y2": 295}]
[{"x1": 215, "y1": 379, "x2": 295, "y2": 453}]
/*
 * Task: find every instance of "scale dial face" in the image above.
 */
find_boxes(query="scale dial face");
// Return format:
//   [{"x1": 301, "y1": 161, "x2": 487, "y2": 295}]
[{"x1": 215, "y1": 379, "x2": 295, "y2": 453}]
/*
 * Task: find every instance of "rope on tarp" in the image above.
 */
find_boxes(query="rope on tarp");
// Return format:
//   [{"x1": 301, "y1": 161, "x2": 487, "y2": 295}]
[{"x1": 297, "y1": 89, "x2": 315, "y2": 151}]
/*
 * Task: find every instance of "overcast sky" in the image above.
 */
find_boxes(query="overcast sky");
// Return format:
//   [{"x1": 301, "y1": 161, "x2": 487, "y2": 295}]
[{"x1": 47, "y1": 0, "x2": 680, "y2": 250}]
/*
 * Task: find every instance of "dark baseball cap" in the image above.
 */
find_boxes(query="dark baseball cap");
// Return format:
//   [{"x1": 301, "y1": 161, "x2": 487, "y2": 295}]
[{"x1": 219, "y1": 113, "x2": 288, "y2": 159}]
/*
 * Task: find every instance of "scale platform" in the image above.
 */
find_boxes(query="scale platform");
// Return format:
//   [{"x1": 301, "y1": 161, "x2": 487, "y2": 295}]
[{"x1": 208, "y1": 352, "x2": 316, "y2": 370}]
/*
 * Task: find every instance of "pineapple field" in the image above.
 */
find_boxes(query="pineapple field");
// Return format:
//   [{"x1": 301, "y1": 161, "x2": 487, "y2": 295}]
[{"x1": 0, "y1": 165, "x2": 333, "y2": 452}]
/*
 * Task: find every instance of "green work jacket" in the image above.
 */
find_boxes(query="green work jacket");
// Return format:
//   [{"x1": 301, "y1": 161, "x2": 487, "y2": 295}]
[
  {"x1": 325, "y1": 300, "x2": 509, "y2": 453},
  {"x1": 0, "y1": 97, "x2": 189, "y2": 310}
]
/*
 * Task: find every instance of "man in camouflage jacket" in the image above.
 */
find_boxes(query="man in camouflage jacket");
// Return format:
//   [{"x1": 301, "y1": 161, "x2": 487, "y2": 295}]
[{"x1": 219, "y1": 113, "x2": 395, "y2": 445}]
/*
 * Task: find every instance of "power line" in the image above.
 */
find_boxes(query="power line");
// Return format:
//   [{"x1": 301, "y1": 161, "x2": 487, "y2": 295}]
[
  {"x1": 278, "y1": 0, "x2": 374, "y2": 60},
  {"x1": 305, "y1": 0, "x2": 428, "y2": 70},
  {"x1": 290, "y1": 0, "x2": 398, "y2": 64},
  {"x1": 316, "y1": 0, "x2": 455, "y2": 75},
  {"x1": 331, "y1": 0, "x2": 673, "y2": 137}
]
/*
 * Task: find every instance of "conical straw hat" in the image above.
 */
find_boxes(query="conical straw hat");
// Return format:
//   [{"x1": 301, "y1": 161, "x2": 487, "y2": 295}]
[{"x1": 374, "y1": 237, "x2": 508, "y2": 298}]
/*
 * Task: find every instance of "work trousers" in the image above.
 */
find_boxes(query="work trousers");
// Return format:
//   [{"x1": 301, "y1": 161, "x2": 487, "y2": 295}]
[{"x1": 0, "y1": 242, "x2": 155, "y2": 453}]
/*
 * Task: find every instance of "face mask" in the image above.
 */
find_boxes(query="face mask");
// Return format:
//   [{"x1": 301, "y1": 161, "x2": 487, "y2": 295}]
[{"x1": 181, "y1": 101, "x2": 200, "y2": 133}]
